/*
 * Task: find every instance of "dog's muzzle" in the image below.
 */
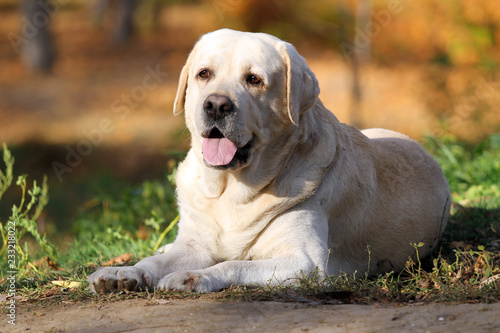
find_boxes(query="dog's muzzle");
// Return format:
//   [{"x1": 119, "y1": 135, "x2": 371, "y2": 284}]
[
  {"x1": 199, "y1": 94, "x2": 253, "y2": 169},
  {"x1": 202, "y1": 127, "x2": 254, "y2": 170}
]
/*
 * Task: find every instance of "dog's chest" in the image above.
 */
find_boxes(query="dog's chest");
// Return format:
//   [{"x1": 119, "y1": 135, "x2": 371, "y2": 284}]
[
  {"x1": 207, "y1": 206, "x2": 260, "y2": 261},
  {"x1": 178, "y1": 164, "x2": 285, "y2": 261}
]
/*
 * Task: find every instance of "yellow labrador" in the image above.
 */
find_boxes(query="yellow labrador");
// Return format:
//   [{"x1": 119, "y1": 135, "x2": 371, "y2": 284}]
[{"x1": 89, "y1": 29, "x2": 450, "y2": 293}]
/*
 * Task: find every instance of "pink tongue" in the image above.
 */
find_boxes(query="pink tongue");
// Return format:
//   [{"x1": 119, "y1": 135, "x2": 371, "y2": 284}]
[{"x1": 202, "y1": 137, "x2": 238, "y2": 166}]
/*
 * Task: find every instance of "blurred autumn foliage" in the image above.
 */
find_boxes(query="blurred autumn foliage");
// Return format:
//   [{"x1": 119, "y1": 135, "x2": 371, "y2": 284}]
[
  {"x1": 0, "y1": 0, "x2": 499, "y2": 145},
  {"x1": 0, "y1": 0, "x2": 498, "y2": 243},
  {"x1": 221, "y1": 0, "x2": 499, "y2": 67},
  {"x1": 224, "y1": 0, "x2": 500, "y2": 141}
]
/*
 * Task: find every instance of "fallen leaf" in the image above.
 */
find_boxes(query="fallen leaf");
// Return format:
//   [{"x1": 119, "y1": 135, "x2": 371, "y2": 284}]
[
  {"x1": 156, "y1": 299, "x2": 170, "y2": 305},
  {"x1": 473, "y1": 256, "x2": 485, "y2": 274},
  {"x1": 103, "y1": 253, "x2": 133, "y2": 266},
  {"x1": 37, "y1": 288, "x2": 60, "y2": 300},
  {"x1": 480, "y1": 274, "x2": 500, "y2": 288},
  {"x1": 51, "y1": 281, "x2": 81, "y2": 289}
]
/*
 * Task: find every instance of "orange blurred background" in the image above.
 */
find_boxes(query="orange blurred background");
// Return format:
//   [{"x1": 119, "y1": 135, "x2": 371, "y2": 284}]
[
  {"x1": 1, "y1": 0, "x2": 499, "y2": 147},
  {"x1": 0, "y1": 0, "x2": 499, "y2": 227}
]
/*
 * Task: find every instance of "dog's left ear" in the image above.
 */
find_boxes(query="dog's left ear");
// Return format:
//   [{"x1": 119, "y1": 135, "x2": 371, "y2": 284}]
[
  {"x1": 280, "y1": 42, "x2": 320, "y2": 125},
  {"x1": 173, "y1": 54, "x2": 193, "y2": 116}
]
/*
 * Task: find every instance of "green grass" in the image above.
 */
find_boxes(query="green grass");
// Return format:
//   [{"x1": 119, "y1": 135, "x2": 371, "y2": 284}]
[
  {"x1": 0, "y1": 134, "x2": 499, "y2": 306},
  {"x1": 424, "y1": 134, "x2": 500, "y2": 207}
]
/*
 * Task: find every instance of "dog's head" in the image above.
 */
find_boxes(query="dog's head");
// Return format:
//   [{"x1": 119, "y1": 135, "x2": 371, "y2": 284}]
[{"x1": 173, "y1": 29, "x2": 319, "y2": 171}]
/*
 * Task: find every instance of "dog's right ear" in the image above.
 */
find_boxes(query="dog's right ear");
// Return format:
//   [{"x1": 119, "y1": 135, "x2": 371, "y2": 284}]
[{"x1": 173, "y1": 55, "x2": 192, "y2": 116}]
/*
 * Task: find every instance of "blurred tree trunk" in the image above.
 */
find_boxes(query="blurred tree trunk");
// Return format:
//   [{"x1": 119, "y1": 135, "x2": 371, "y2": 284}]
[
  {"x1": 92, "y1": 0, "x2": 137, "y2": 44},
  {"x1": 349, "y1": 0, "x2": 372, "y2": 129},
  {"x1": 21, "y1": 0, "x2": 56, "y2": 73},
  {"x1": 112, "y1": 0, "x2": 136, "y2": 44}
]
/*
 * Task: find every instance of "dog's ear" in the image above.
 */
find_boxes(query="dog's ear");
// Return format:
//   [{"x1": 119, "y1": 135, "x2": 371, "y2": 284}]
[
  {"x1": 173, "y1": 54, "x2": 193, "y2": 116},
  {"x1": 280, "y1": 42, "x2": 320, "y2": 125}
]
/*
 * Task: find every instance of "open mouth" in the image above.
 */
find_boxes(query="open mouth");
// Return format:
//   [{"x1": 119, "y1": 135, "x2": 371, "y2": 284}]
[{"x1": 202, "y1": 128, "x2": 254, "y2": 169}]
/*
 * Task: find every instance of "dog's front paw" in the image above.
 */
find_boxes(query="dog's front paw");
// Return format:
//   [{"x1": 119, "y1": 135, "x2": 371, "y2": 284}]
[
  {"x1": 158, "y1": 270, "x2": 216, "y2": 293},
  {"x1": 88, "y1": 266, "x2": 151, "y2": 294}
]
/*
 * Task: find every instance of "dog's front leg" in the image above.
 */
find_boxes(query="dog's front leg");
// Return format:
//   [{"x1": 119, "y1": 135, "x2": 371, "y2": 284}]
[
  {"x1": 88, "y1": 238, "x2": 217, "y2": 293},
  {"x1": 158, "y1": 256, "x2": 324, "y2": 293},
  {"x1": 156, "y1": 207, "x2": 330, "y2": 293}
]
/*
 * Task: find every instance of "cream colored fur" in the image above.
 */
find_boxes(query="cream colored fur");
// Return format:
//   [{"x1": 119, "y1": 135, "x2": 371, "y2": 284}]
[{"x1": 89, "y1": 29, "x2": 450, "y2": 293}]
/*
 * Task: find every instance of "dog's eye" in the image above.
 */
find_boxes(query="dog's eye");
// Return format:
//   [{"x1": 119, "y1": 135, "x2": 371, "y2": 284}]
[
  {"x1": 246, "y1": 74, "x2": 262, "y2": 86},
  {"x1": 198, "y1": 69, "x2": 211, "y2": 79}
]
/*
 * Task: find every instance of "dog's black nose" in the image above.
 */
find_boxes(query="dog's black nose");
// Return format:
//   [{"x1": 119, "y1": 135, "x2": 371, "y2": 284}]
[{"x1": 203, "y1": 95, "x2": 234, "y2": 121}]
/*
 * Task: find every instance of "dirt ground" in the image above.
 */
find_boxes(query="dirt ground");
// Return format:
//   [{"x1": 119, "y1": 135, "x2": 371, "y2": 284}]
[{"x1": 7, "y1": 298, "x2": 500, "y2": 333}]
